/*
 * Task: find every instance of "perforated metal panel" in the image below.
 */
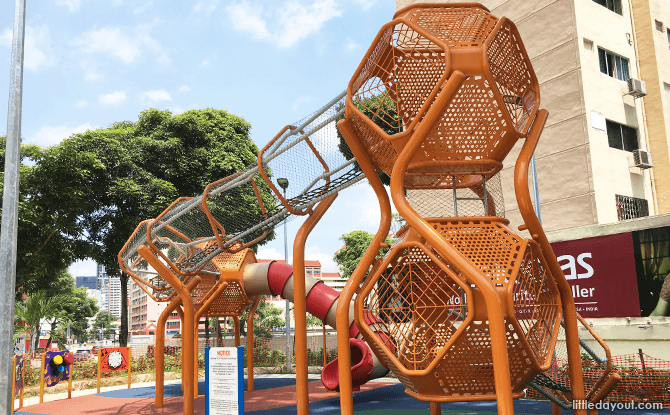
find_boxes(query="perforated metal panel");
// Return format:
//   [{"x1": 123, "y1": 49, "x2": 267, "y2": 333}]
[{"x1": 357, "y1": 218, "x2": 561, "y2": 399}]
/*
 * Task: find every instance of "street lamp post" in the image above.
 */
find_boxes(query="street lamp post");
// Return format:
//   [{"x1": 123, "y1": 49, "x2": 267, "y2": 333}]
[{"x1": 277, "y1": 178, "x2": 291, "y2": 373}]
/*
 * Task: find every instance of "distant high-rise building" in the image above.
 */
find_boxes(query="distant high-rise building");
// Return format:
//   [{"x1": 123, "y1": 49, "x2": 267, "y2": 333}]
[
  {"x1": 75, "y1": 276, "x2": 97, "y2": 290},
  {"x1": 96, "y1": 264, "x2": 108, "y2": 291},
  {"x1": 107, "y1": 277, "x2": 122, "y2": 318}
]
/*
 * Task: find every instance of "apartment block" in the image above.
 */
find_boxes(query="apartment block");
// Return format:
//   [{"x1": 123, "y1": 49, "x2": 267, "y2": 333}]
[{"x1": 396, "y1": 0, "x2": 670, "y2": 232}]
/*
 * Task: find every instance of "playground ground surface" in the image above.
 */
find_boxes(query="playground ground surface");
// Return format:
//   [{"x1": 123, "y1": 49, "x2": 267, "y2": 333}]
[{"x1": 13, "y1": 374, "x2": 670, "y2": 415}]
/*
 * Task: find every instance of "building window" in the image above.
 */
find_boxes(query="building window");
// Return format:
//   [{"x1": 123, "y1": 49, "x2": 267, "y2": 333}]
[
  {"x1": 598, "y1": 48, "x2": 630, "y2": 81},
  {"x1": 606, "y1": 120, "x2": 638, "y2": 151},
  {"x1": 593, "y1": 0, "x2": 622, "y2": 15},
  {"x1": 656, "y1": 20, "x2": 664, "y2": 32},
  {"x1": 667, "y1": 29, "x2": 670, "y2": 49},
  {"x1": 616, "y1": 195, "x2": 649, "y2": 220}
]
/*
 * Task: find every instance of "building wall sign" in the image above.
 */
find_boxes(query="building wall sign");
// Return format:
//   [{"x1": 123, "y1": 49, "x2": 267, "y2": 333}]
[{"x1": 551, "y1": 232, "x2": 640, "y2": 318}]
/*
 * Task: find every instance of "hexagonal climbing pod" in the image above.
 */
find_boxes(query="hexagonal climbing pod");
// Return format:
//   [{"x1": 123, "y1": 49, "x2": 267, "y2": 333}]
[
  {"x1": 345, "y1": 3, "x2": 540, "y2": 189},
  {"x1": 356, "y1": 218, "x2": 562, "y2": 401}
]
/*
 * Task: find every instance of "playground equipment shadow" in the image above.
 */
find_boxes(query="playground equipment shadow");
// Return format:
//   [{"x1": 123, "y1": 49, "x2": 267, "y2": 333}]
[{"x1": 13, "y1": 375, "x2": 670, "y2": 415}]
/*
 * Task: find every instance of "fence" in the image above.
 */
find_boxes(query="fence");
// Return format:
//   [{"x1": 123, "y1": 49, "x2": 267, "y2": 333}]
[
  {"x1": 526, "y1": 352, "x2": 670, "y2": 407},
  {"x1": 15, "y1": 339, "x2": 670, "y2": 407}
]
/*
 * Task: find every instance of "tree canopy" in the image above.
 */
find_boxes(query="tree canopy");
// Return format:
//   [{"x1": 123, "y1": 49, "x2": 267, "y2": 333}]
[
  {"x1": 334, "y1": 230, "x2": 393, "y2": 279},
  {"x1": 3, "y1": 107, "x2": 276, "y2": 345}
]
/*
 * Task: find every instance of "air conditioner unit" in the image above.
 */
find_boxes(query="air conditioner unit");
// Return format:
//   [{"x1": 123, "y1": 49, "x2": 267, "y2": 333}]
[
  {"x1": 627, "y1": 78, "x2": 647, "y2": 98},
  {"x1": 633, "y1": 149, "x2": 653, "y2": 169}
]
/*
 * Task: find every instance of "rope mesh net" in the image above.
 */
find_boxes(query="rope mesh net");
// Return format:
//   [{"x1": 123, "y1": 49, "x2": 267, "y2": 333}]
[{"x1": 119, "y1": 91, "x2": 366, "y2": 302}]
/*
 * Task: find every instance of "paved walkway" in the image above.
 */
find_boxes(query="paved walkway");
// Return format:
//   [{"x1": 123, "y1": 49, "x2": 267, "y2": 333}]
[{"x1": 12, "y1": 375, "x2": 670, "y2": 414}]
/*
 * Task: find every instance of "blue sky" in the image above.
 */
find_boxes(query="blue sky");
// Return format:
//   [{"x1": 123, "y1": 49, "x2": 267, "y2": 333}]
[{"x1": 0, "y1": 0, "x2": 399, "y2": 276}]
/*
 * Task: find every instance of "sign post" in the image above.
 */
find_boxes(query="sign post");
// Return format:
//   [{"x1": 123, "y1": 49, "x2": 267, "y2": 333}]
[{"x1": 205, "y1": 346, "x2": 244, "y2": 415}]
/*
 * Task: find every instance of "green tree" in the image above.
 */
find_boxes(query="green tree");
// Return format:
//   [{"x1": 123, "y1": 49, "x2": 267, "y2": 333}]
[
  {"x1": 240, "y1": 296, "x2": 285, "y2": 338},
  {"x1": 41, "y1": 270, "x2": 99, "y2": 339},
  {"x1": 1, "y1": 137, "x2": 94, "y2": 296},
  {"x1": 334, "y1": 230, "x2": 393, "y2": 279},
  {"x1": 14, "y1": 291, "x2": 62, "y2": 356},
  {"x1": 33, "y1": 108, "x2": 275, "y2": 346},
  {"x1": 337, "y1": 94, "x2": 400, "y2": 186},
  {"x1": 91, "y1": 311, "x2": 117, "y2": 341}
]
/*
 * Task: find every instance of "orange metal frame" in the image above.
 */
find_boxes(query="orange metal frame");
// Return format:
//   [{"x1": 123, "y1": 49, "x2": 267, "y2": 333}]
[{"x1": 117, "y1": 5, "x2": 622, "y2": 415}]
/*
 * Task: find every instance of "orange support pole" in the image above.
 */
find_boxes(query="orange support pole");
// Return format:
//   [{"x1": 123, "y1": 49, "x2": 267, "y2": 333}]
[
  {"x1": 322, "y1": 325, "x2": 326, "y2": 368},
  {"x1": 336, "y1": 118, "x2": 393, "y2": 415},
  {"x1": 246, "y1": 296, "x2": 261, "y2": 392},
  {"x1": 176, "y1": 305, "x2": 185, "y2": 393},
  {"x1": 430, "y1": 402, "x2": 441, "y2": 415},
  {"x1": 234, "y1": 316, "x2": 241, "y2": 347},
  {"x1": 156, "y1": 278, "x2": 201, "y2": 408},
  {"x1": 138, "y1": 244, "x2": 196, "y2": 415},
  {"x1": 68, "y1": 356, "x2": 72, "y2": 399},
  {"x1": 39, "y1": 354, "x2": 45, "y2": 403},
  {"x1": 514, "y1": 110, "x2": 587, "y2": 415},
  {"x1": 11, "y1": 355, "x2": 16, "y2": 413},
  {"x1": 193, "y1": 281, "x2": 230, "y2": 397},
  {"x1": 552, "y1": 402, "x2": 561, "y2": 415},
  {"x1": 128, "y1": 347, "x2": 132, "y2": 389},
  {"x1": 194, "y1": 316, "x2": 200, "y2": 397},
  {"x1": 293, "y1": 193, "x2": 338, "y2": 415},
  {"x1": 96, "y1": 349, "x2": 101, "y2": 393}
]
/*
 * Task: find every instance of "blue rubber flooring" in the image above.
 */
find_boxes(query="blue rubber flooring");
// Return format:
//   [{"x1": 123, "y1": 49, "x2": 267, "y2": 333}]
[{"x1": 95, "y1": 377, "x2": 298, "y2": 399}]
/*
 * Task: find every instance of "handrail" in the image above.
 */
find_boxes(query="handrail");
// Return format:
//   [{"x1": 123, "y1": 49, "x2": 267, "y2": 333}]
[
  {"x1": 336, "y1": 117, "x2": 392, "y2": 415},
  {"x1": 514, "y1": 109, "x2": 587, "y2": 415}
]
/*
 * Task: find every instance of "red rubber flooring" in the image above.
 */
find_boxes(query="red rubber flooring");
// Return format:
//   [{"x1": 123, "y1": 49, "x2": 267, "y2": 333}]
[{"x1": 15, "y1": 380, "x2": 397, "y2": 414}]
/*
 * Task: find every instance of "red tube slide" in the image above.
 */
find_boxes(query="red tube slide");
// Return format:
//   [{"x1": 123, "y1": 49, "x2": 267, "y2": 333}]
[{"x1": 243, "y1": 261, "x2": 389, "y2": 390}]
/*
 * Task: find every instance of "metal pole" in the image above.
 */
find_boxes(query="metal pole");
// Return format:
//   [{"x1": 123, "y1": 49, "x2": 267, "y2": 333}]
[
  {"x1": 283, "y1": 187, "x2": 292, "y2": 373},
  {"x1": 530, "y1": 155, "x2": 542, "y2": 225},
  {"x1": 1, "y1": 1, "x2": 27, "y2": 412}
]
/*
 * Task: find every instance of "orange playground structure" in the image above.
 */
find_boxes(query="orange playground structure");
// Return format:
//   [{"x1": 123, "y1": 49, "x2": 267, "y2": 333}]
[{"x1": 118, "y1": 4, "x2": 621, "y2": 415}]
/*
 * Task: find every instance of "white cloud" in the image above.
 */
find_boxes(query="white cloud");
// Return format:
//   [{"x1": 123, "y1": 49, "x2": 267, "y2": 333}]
[
  {"x1": 134, "y1": 0, "x2": 154, "y2": 14},
  {"x1": 257, "y1": 247, "x2": 283, "y2": 260},
  {"x1": 74, "y1": 27, "x2": 140, "y2": 63},
  {"x1": 345, "y1": 38, "x2": 358, "y2": 50},
  {"x1": 76, "y1": 100, "x2": 88, "y2": 107},
  {"x1": 1, "y1": 26, "x2": 54, "y2": 72},
  {"x1": 140, "y1": 89, "x2": 172, "y2": 102},
  {"x1": 200, "y1": 58, "x2": 211, "y2": 67},
  {"x1": 72, "y1": 22, "x2": 169, "y2": 66},
  {"x1": 226, "y1": 0, "x2": 341, "y2": 48},
  {"x1": 99, "y1": 90, "x2": 127, "y2": 104},
  {"x1": 351, "y1": 0, "x2": 376, "y2": 11},
  {"x1": 305, "y1": 246, "x2": 338, "y2": 272},
  {"x1": 55, "y1": 0, "x2": 82, "y2": 12},
  {"x1": 194, "y1": 0, "x2": 220, "y2": 13},
  {"x1": 178, "y1": 85, "x2": 191, "y2": 93},
  {"x1": 29, "y1": 123, "x2": 97, "y2": 147},
  {"x1": 346, "y1": 185, "x2": 398, "y2": 228},
  {"x1": 292, "y1": 95, "x2": 311, "y2": 111}
]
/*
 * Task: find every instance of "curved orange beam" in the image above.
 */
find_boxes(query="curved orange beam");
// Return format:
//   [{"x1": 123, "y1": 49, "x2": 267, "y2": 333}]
[
  {"x1": 293, "y1": 193, "x2": 338, "y2": 414},
  {"x1": 336, "y1": 118, "x2": 392, "y2": 415},
  {"x1": 246, "y1": 296, "x2": 262, "y2": 392},
  {"x1": 193, "y1": 281, "x2": 230, "y2": 397},
  {"x1": 138, "y1": 244, "x2": 196, "y2": 415},
  {"x1": 155, "y1": 277, "x2": 201, "y2": 408},
  {"x1": 514, "y1": 109, "x2": 586, "y2": 414},
  {"x1": 388, "y1": 71, "x2": 515, "y2": 415},
  {"x1": 256, "y1": 125, "x2": 310, "y2": 216}
]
